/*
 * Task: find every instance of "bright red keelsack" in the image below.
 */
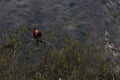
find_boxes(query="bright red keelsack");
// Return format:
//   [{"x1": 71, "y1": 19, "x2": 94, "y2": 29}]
[{"x1": 34, "y1": 29, "x2": 39, "y2": 35}]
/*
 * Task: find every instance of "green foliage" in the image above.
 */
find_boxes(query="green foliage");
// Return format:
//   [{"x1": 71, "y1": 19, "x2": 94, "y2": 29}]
[
  {"x1": 52, "y1": 6, "x2": 59, "y2": 13},
  {"x1": 113, "y1": 12, "x2": 120, "y2": 18},
  {"x1": 118, "y1": 26, "x2": 120, "y2": 34},
  {"x1": 62, "y1": 14, "x2": 73, "y2": 21},
  {"x1": 0, "y1": 27, "x2": 120, "y2": 80},
  {"x1": 37, "y1": 40, "x2": 119, "y2": 80}
]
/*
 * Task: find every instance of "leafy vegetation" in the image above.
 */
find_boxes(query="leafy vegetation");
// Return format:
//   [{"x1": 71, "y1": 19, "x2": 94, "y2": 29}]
[
  {"x1": 113, "y1": 12, "x2": 120, "y2": 18},
  {"x1": 0, "y1": 26, "x2": 120, "y2": 80}
]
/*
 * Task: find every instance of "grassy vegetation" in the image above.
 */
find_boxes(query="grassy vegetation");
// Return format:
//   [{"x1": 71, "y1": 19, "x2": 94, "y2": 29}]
[
  {"x1": 62, "y1": 14, "x2": 73, "y2": 21},
  {"x1": 0, "y1": 26, "x2": 120, "y2": 80},
  {"x1": 113, "y1": 12, "x2": 120, "y2": 18},
  {"x1": 118, "y1": 25, "x2": 120, "y2": 34}
]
